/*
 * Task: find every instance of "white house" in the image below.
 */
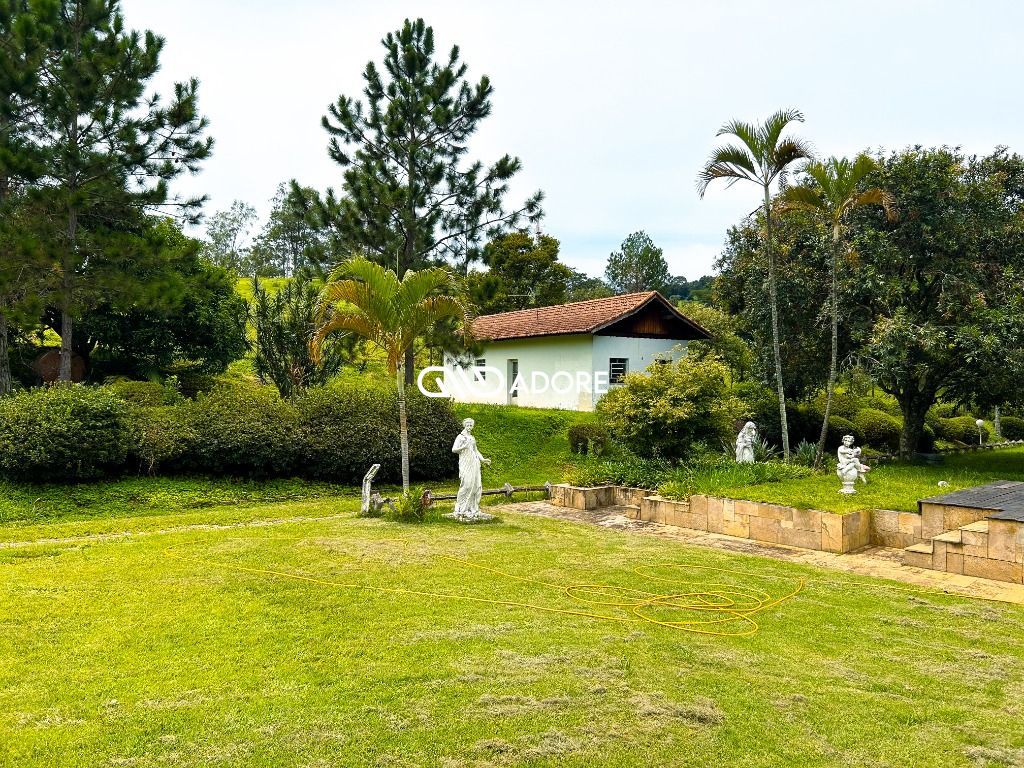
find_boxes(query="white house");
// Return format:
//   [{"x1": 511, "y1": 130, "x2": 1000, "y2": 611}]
[{"x1": 441, "y1": 291, "x2": 711, "y2": 411}]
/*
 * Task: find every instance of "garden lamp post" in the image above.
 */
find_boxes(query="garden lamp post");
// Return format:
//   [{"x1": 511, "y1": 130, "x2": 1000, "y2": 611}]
[{"x1": 976, "y1": 419, "x2": 985, "y2": 445}]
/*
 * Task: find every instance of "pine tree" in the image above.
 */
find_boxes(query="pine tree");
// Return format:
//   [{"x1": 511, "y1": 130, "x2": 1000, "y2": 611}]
[
  {"x1": 299, "y1": 18, "x2": 542, "y2": 382},
  {"x1": 36, "y1": 0, "x2": 212, "y2": 381}
]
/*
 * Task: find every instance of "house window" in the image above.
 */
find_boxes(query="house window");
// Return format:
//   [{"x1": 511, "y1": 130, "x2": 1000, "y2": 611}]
[
  {"x1": 475, "y1": 358, "x2": 486, "y2": 380},
  {"x1": 609, "y1": 358, "x2": 628, "y2": 384}
]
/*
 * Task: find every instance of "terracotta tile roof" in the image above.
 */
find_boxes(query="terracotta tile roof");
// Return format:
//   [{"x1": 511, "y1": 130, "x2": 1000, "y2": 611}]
[{"x1": 470, "y1": 291, "x2": 708, "y2": 342}]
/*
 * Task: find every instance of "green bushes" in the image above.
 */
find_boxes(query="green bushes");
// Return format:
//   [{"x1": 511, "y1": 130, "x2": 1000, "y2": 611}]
[
  {"x1": 935, "y1": 415, "x2": 989, "y2": 445},
  {"x1": 852, "y1": 408, "x2": 903, "y2": 453},
  {"x1": 1000, "y1": 416, "x2": 1024, "y2": 440},
  {"x1": 0, "y1": 381, "x2": 460, "y2": 484},
  {"x1": 0, "y1": 386, "x2": 132, "y2": 481},
  {"x1": 567, "y1": 424, "x2": 610, "y2": 456},
  {"x1": 563, "y1": 453, "x2": 671, "y2": 489},
  {"x1": 597, "y1": 356, "x2": 740, "y2": 460},
  {"x1": 294, "y1": 385, "x2": 458, "y2": 484}
]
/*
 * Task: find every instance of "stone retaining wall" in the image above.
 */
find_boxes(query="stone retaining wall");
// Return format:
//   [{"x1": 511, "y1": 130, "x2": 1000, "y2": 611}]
[{"x1": 550, "y1": 485, "x2": 910, "y2": 554}]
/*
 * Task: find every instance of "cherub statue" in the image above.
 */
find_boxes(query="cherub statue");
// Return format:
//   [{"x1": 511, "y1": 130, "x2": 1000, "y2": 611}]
[
  {"x1": 735, "y1": 421, "x2": 757, "y2": 464},
  {"x1": 450, "y1": 418, "x2": 493, "y2": 521},
  {"x1": 837, "y1": 434, "x2": 870, "y2": 494}
]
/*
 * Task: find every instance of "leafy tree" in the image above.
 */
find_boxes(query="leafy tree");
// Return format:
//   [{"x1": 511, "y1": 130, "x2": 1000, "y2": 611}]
[
  {"x1": 857, "y1": 147, "x2": 1024, "y2": 456},
  {"x1": 202, "y1": 200, "x2": 257, "y2": 273},
  {"x1": 676, "y1": 300, "x2": 752, "y2": 383},
  {"x1": 604, "y1": 231, "x2": 670, "y2": 294},
  {"x1": 249, "y1": 183, "x2": 329, "y2": 277},
  {"x1": 780, "y1": 155, "x2": 896, "y2": 465},
  {"x1": 36, "y1": 0, "x2": 212, "y2": 381},
  {"x1": 313, "y1": 257, "x2": 470, "y2": 491},
  {"x1": 0, "y1": 0, "x2": 53, "y2": 394},
  {"x1": 251, "y1": 274, "x2": 356, "y2": 397},
  {"x1": 74, "y1": 218, "x2": 247, "y2": 378},
  {"x1": 301, "y1": 18, "x2": 542, "y2": 382},
  {"x1": 468, "y1": 231, "x2": 571, "y2": 314},
  {"x1": 698, "y1": 109, "x2": 813, "y2": 459},
  {"x1": 565, "y1": 268, "x2": 613, "y2": 302}
]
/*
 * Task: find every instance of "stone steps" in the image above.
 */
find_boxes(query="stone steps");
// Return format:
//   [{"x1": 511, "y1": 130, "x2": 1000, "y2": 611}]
[{"x1": 902, "y1": 517, "x2": 1023, "y2": 583}]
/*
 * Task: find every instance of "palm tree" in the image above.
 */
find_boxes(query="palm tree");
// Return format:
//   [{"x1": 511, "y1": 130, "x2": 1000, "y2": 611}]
[
  {"x1": 697, "y1": 108, "x2": 813, "y2": 460},
  {"x1": 780, "y1": 154, "x2": 897, "y2": 466},
  {"x1": 312, "y1": 257, "x2": 471, "y2": 492}
]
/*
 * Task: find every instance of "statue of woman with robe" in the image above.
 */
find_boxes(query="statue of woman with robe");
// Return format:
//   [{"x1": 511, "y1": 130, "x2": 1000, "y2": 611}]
[{"x1": 452, "y1": 418, "x2": 491, "y2": 519}]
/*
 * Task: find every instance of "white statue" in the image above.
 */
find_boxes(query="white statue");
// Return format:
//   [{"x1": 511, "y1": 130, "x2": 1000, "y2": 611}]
[
  {"x1": 735, "y1": 421, "x2": 757, "y2": 464},
  {"x1": 449, "y1": 418, "x2": 493, "y2": 521},
  {"x1": 837, "y1": 435, "x2": 870, "y2": 494}
]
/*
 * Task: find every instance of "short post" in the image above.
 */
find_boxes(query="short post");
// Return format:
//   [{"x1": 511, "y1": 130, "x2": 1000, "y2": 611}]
[{"x1": 976, "y1": 418, "x2": 985, "y2": 446}]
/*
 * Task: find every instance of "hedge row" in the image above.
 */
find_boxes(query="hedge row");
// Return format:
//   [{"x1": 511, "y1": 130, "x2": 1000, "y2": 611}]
[{"x1": 0, "y1": 383, "x2": 461, "y2": 483}]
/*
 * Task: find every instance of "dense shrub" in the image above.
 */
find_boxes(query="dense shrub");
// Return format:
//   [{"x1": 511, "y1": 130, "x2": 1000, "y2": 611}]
[
  {"x1": 563, "y1": 453, "x2": 671, "y2": 489},
  {"x1": 567, "y1": 424, "x2": 610, "y2": 456},
  {"x1": 933, "y1": 402, "x2": 961, "y2": 419},
  {"x1": 177, "y1": 385, "x2": 301, "y2": 476},
  {"x1": 810, "y1": 391, "x2": 865, "y2": 421},
  {"x1": 104, "y1": 377, "x2": 182, "y2": 407},
  {"x1": 130, "y1": 406, "x2": 197, "y2": 475},
  {"x1": 826, "y1": 415, "x2": 861, "y2": 449},
  {"x1": 597, "y1": 356, "x2": 740, "y2": 460},
  {"x1": 659, "y1": 460, "x2": 814, "y2": 500},
  {"x1": 0, "y1": 385, "x2": 132, "y2": 481},
  {"x1": 999, "y1": 416, "x2": 1024, "y2": 440},
  {"x1": 852, "y1": 408, "x2": 902, "y2": 453},
  {"x1": 864, "y1": 395, "x2": 902, "y2": 418},
  {"x1": 385, "y1": 486, "x2": 429, "y2": 523},
  {"x1": 293, "y1": 385, "x2": 459, "y2": 484},
  {"x1": 935, "y1": 415, "x2": 989, "y2": 445}
]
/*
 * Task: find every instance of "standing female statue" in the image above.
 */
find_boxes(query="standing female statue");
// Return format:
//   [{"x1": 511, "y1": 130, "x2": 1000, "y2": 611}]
[
  {"x1": 735, "y1": 421, "x2": 757, "y2": 464},
  {"x1": 451, "y1": 418, "x2": 492, "y2": 519}
]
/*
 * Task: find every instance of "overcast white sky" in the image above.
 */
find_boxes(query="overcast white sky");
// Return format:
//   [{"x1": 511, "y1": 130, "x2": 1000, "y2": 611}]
[{"x1": 122, "y1": 0, "x2": 1024, "y2": 279}]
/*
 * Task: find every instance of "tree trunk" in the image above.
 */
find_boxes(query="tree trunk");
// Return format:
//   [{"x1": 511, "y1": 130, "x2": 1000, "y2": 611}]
[
  {"x1": 995, "y1": 406, "x2": 1002, "y2": 439},
  {"x1": 58, "y1": 303, "x2": 74, "y2": 383},
  {"x1": 397, "y1": 364, "x2": 410, "y2": 493},
  {"x1": 0, "y1": 312, "x2": 11, "y2": 397},
  {"x1": 404, "y1": 346, "x2": 415, "y2": 386},
  {"x1": 898, "y1": 389, "x2": 933, "y2": 459},
  {"x1": 814, "y1": 228, "x2": 841, "y2": 468},
  {"x1": 763, "y1": 186, "x2": 790, "y2": 460}
]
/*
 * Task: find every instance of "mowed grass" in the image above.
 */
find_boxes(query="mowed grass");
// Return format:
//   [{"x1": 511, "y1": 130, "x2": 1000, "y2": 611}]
[
  {"x1": 710, "y1": 448, "x2": 1024, "y2": 513},
  {"x1": 3, "y1": 499, "x2": 1024, "y2": 767}
]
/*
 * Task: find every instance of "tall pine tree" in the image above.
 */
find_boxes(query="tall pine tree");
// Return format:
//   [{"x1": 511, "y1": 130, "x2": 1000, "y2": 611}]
[
  {"x1": 36, "y1": 0, "x2": 211, "y2": 381},
  {"x1": 298, "y1": 18, "x2": 542, "y2": 381}
]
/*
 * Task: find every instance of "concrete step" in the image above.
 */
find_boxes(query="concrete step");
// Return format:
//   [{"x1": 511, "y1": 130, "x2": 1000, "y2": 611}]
[
  {"x1": 620, "y1": 504, "x2": 641, "y2": 520},
  {"x1": 902, "y1": 541, "x2": 935, "y2": 569},
  {"x1": 961, "y1": 520, "x2": 989, "y2": 533},
  {"x1": 934, "y1": 529, "x2": 962, "y2": 544}
]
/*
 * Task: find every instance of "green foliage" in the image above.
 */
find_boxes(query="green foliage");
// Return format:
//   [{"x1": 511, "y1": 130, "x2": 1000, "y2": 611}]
[
  {"x1": 811, "y1": 390, "x2": 865, "y2": 421},
  {"x1": 604, "y1": 231, "x2": 671, "y2": 294},
  {"x1": 469, "y1": 232, "x2": 572, "y2": 314},
  {"x1": 567, "y1": 424, "x2": 610, "y2": 456},
  {"x1": 251, "y1": 274, "x2": 353, "y2": 397},
  {"x1": 563, "y1": 453, "x2": 671, "y2": 490},
  {"x1": 935, "y1": 416, "x2": 989, "y2": 445},
  {"x1": 293, "y1": 385, "x2": 459, "y2": 485},
  {"x1": 792, "y1": 440, "x2": 819, "y2": 468},
  {"x1": 104, "y1": 377, "x2": 181, "y2": 407},
  {"x1": 597, "y1": 356, "x2": 740, "y2": 461},
  {"x1": 0, "y1": 385, "x2": 131, "y2": 481},
  {"x1": 999, "y1": 416, "x2": 1024, "y2": 440},
  {"x1": 852, "y1": 408, "x2": 903, "y2": 453},
  {"x1": 202, "y1": 200, "x2": 258, "y2": 273},
  {"x1": 659, "y1": 460, "x2": 814, "y2": 500},
  {"x1": 676, "y1": 300, "x2": 753, "y2": 380},
  {"x1": 130, "y1": 406, "x2": 196, "y2": 475},
  {"x1": 177, "y1": 385, "x2": 299, "y2": 477},
  {"x1": 385, "y1": 486, "x2": 429, "y2": 523}
]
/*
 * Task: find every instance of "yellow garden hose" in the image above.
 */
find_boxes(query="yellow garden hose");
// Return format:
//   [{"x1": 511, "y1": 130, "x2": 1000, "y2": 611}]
[{"x1": 164, "y1": 546, "x2": 805, "y2": 637}]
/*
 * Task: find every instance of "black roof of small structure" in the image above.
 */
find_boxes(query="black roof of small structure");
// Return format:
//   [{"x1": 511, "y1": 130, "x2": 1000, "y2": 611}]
[{"x1": 921, "y1": 480, "x2": 1024, "y2": 522}]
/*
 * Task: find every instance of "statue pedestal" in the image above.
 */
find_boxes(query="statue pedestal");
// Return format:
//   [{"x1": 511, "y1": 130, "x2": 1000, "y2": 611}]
[
  {"x1": 445, "y1": 511, "x2": 495, "y2": 523},
  {"x1": 838, "y1": 481, "x2": 857, "y2": 494}
]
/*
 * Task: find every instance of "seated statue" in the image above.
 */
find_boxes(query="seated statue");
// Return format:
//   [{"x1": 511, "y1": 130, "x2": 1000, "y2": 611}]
[
  {"x1": 837, "y1": 435, "x2": 870, "y2": 493},
  {"x1": 735, "y1": 421, "x2": 757, "y2": 464}
]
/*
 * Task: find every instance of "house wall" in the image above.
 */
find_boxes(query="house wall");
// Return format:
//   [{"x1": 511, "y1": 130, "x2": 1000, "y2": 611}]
[{"x1": 442, "y1": 334, "x2": 690, "y2": 411}]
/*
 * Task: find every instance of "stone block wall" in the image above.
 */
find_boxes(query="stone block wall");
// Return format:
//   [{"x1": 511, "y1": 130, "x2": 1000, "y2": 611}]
[
  {"x1": 920, "y1": 502, "x2": 992, "y2": 539},
  {"x1": 870, "y1": 509, "x2": 924, "y2": 549}
]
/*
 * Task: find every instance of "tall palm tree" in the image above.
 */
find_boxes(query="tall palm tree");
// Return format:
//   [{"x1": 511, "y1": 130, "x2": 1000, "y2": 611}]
[
  {"x1": 698, "y1": 109, "x2": 813, "y2": 460},
  {"x1": 312, "y1": 257, "x2": 471, "y2": 492},
  {"x1": 780, "y1": 154, "x2": 897, "y2": 466}
]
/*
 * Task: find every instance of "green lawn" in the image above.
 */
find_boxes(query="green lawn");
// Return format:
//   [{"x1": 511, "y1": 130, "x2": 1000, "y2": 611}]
[
  {"x1": 3, "y1": 497, "x2": 1024, "y2": 767},
  {"x1": 705, "y1": 447, "x2": 1024, "y2": 513}
]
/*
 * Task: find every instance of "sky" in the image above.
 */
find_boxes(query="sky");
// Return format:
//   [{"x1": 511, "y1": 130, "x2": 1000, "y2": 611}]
[{"x1": 122, "y1": 0, "x2": 1024, "y2": 279}]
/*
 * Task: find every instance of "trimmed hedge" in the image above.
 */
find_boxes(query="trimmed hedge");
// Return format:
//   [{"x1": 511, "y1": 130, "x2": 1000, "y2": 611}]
[
  {"x1": 0, "y1": 385, "x2": 132, "y2": 481},
  {"x1": 935, "y1": 415, "x2": 989, "y2": 445},
  {"x1": 294, "y1": 385, "x2": 459, "y2": 484},
  {"x1": 852, "y1": 408, "x2": 902, "y2": 453},
  {"x1": 1000, "y1": 416, "x2": 1024, "y2": 440},
  {"x1": 0, "y1": 381, "x2": 461, "y2": 484}
]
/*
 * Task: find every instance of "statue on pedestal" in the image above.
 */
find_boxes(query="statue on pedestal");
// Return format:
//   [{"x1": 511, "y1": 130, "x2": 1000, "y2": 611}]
[
  {"x1": 735, "y1": 421, "x2": 757, "y2": 464},
  {"x1": 837, "y1": 435, "x2": 870, "y2": 494},
  {"x1": 448, "y1": 418, "x2": 494, "y2": 522}
]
